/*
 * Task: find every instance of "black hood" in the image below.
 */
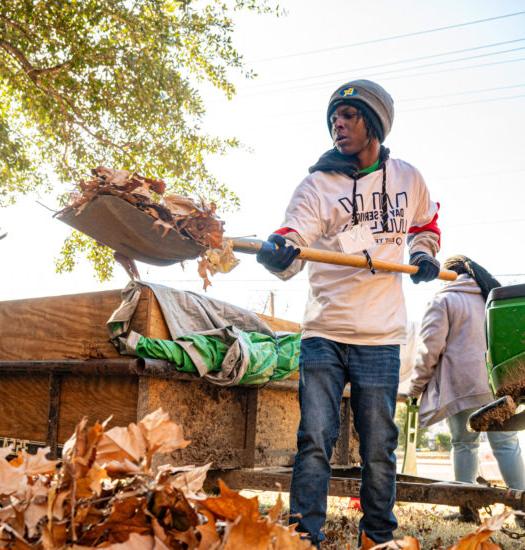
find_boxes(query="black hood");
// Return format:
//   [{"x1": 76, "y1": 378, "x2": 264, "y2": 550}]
[{"x1": 309, "y1": 145, "x2": 390, "y2": 179}]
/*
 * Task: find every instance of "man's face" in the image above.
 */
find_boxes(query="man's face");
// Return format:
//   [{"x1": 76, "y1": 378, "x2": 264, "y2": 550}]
[{"x1": 330, "y1": 103, "x2": 369, "y2": 155}]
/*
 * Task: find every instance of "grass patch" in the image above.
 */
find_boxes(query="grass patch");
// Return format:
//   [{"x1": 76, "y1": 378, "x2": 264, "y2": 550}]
[{"x1": 243, "y1": 491, "x2": 525, "y2": 549}]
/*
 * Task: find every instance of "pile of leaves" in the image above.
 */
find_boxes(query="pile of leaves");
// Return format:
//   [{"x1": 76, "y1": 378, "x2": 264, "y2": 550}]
[
  {"x1": 64, "y1": 167, "x2": 239, "y2": 288},
  {"x1": 0, "y1": 409, "x2": 311, "y2": 549}
]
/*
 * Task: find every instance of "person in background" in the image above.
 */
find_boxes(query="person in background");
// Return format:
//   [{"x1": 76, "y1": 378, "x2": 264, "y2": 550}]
[
  {"x1": 408, "y1": 255, "x2": 525, "y2": 522},
  {"x1": 256, "y1": 78, "x2": 442, "y2": 548}
]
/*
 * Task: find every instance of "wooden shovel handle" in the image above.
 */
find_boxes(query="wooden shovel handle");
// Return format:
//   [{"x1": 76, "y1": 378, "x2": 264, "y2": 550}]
[{"x1": 229, "y1": 238, "x2": 457, "y2": 282}]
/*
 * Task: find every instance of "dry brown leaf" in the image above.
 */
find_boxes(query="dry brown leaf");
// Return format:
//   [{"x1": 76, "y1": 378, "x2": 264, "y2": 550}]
[
  {"x1": 163, "y1": 195, "x2": 199, "y2": 217},
  {"x1": 77, "y1": 495, "x2": 150, "y2": 546},
  {"x1": 268, "y1": 522, "x2": 314, "y2": 549},
  {"x1": 18, "y1": 447, "x2": 59, "y2": 476},
  {"x1": 371, "y1": 537, "x2": 421, "y2": 549},
  {"x1": 196, "y1": 509, "x2": 221, "y2": 549},
  {"x1": 97, "y1": 423, "x2": 145, "y2": 464},
  {"x1": 131, "y1": 185, "x2": 153, "y2": 200},
  {"x1": 446, "y1": 511, "x2": 510, "y2": 550},
  {"x1": 0, "y1": 505, "x2": 15, "y2": 523},
  {"x1": 47, "y1": 486, "x2": 69, "y2": 522},
  {"x1": 41, "y1": 520, "x2": 67, "y2": 550},
  {"x1": 204, "y1": 241, "x2": 239, "y2": 275},
  {"x1": 92, "y1": 167, "x2": 131, "y2": 186},
  {"x1": 267, "y1": 493, "x2": 284, "y2": 523},
  {"x1": 181, "y1": 216, "x2": 224, "y2": 248},
  {"x1": 222, "y1": 514, "x2": 274, "y2": 550},
  {"x1": 152, "y1": 219, "x2": 174, "y2": 238},
  {"x1": 141, "y1": 175, "x2": 166, "y2": 195},
  {"x1": 75, "y1": 463, "x2": 108, "y2": 498},
  {"x1": 63, "y1": 417, "x2": 106, "y2": 479},
  {"x1": 0, "y1": 447, "x2": 13, "y2": 460},
  {"x1": 71, "y1": 533, "x2": 157, "y2": 549},
  {"x1": 0, "y1": 523, "x2": 33, "y2": 549},
  {"x1": 24, "y1": 499, "x2": 47, "y2": 539},
  {"x1": 199, "y1": 479, "x2": 260, "y2": 523},
  {"x1": 161, "y1": 463, "x2": 211, "y2": 499},
  {"x1": 0, "y1": 456, "x2": 26, "y2": 497},
  {"x1": 100, "y1": 458, "x2": 142, "y2": 476},
  {"x1": 138, "y1": 409, "x2": 190, "y2": 465},
  {"x1": 197, "y1": 257, "x2": 213, "y2": 290},
  {"x1": 150, "y1": 486, "x2": 199, "y2": 533},
  {"x1": 361, "y1": 532, "x2": 378, "y2": 550}
]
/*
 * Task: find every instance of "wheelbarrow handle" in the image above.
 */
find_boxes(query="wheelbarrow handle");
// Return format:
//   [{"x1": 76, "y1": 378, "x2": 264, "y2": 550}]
[{"x1": 229, "y1": 238, "x2": 457, "y2": 282}]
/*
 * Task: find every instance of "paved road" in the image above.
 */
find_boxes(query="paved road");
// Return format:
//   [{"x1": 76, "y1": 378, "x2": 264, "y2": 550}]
[{"x1": 397, "y1": 453, "x2": 504, "y2": 483}]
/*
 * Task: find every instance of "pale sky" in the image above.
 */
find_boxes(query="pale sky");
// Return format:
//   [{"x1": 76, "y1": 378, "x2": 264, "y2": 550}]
[{"x1": 1, "y1": 0, "x2": 525, "y2": 324}]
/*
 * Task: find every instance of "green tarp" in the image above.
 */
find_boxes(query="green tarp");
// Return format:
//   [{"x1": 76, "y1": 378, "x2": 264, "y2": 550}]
[{"x1": 134, "y1": 331, "x2": 301, "y2": 385}]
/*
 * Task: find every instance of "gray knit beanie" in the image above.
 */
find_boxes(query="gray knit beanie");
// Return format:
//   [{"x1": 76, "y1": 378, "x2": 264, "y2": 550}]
[{"x1": 327, "y1": 79, "x2": 394, "y2": 143}]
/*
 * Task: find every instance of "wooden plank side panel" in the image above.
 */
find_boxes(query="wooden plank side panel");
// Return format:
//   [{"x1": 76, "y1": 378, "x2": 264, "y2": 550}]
[
  {"x1": 58, "y1": 375, "x2": 138, "y2": 442},
  {"x1": 257, "y1": 313, "x2": 300, "y2": 334},
  {"x1": 0, "y1": 291, "x2": 123, "y2": 360},
  {"x1": 0, "y1": 289, "x2": 164, "y2": 361},
  {"x1": 0, "y1": 374, "x2": 49, "y2": 441},
  {"x1": 0, "y1": 287, "x2": 299, "y2": 361},
  {"x1": 143, "y1": 287, "x2": 170, "y2": 340}
]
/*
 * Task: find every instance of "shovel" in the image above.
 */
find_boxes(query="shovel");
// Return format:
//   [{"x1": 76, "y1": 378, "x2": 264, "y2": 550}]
[
  {"x1": 231, "y1": 237, "x2": 457, "y2": 281},
  {"x1": 56, "y1": 194, "x2": 457, "y2": 281}
]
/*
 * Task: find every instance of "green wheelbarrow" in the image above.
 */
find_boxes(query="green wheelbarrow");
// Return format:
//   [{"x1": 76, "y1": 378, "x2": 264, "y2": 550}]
[{"x1": 469, "y1": 283, "x2": 525, "y2": 431}]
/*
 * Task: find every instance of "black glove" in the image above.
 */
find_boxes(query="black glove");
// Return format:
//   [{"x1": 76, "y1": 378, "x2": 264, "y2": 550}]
[
  {"x1": 409, "y1": 252, "x2": 440, "y2": 284},
  {"x1": 256, "y1": 234, "x2": 300, "y2": 272}
]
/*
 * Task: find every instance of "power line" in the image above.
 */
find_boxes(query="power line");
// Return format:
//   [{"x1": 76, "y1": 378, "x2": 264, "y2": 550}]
[
  {"x1": 252, "y1": 11, "x2": 525, "y2": 63},
  {"x1": 254, "y1": 91, "x2": 525, "y2": 131},
  {"x1": 248, "y1": 38, "x2": 525, "y2": 90},
  {"x1": 381, "y1": 55, "x2": 525, "y2": 83},
  {"x1": 399, "y1": 82, "x2": 525, "y2": 103},
  {"x1": 401, "y1": 92, "x2": 525, "y2": 112},
  {"x1": 242, "y1": 48, "x2": 525, "y2": 98},
  {"x1": 250, "y1": 83, "x2": 525, "y2": 121}
]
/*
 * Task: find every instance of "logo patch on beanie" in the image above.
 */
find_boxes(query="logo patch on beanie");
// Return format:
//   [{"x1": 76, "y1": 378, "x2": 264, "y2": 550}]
[{"x1": 340, "y1": 87, "x2": 357, "y2": 97}]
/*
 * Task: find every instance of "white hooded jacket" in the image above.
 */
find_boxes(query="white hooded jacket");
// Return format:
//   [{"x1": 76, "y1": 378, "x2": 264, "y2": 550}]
[{"x1": 408, "y1": 274, "x2": 494, "y2": 427}]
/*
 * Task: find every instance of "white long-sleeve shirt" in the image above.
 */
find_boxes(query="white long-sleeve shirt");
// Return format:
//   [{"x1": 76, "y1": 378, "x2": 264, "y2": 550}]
[{"x1": 276, "y1": 157, "x2": 439, "y2": 345}]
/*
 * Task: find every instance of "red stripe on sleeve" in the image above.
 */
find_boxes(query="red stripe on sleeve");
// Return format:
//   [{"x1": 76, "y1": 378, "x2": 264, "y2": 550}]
[
  {"x1": 274, "y1": 227, "x2": 298, "y2": 236},
  {"x1": 408, "y1": 207, "x2": 441, "y2": 247}
]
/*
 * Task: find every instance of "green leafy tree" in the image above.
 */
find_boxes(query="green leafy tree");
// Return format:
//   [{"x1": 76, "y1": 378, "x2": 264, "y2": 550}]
[
  {"x1": 0, "y1": 0, "x2": 279, "y2": 279},
  {"x1": 435, "y1": 432, "x2": 452, "y2": 452}
]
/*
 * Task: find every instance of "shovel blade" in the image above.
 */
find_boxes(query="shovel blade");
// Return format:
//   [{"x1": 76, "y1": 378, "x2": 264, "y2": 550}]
[{"x1": 56, "y1": 195, "x2": 205, "y2": 265}]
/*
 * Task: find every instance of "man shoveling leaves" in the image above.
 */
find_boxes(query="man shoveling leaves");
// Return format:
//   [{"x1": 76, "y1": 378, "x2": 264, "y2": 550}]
[
  {"x1": 255, "y1": 79, "x2": 442, "y2": 549},
  {"x1": 56, "y1": 79, "x2": 454, "y2": 549}
]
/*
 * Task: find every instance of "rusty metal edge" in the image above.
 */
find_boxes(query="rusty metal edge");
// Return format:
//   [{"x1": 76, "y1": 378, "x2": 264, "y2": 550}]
[
  {"x1": 46, "y1": 373, "x2": 61, "y2": 458},
  {"x1": 205, "y1": 468, "x2": 525, "y2": 511},
  {"x1": 0, "y1": 361, "x2": 410, "y2": 402},
  {"x1": 0, "y1": 358, "x2": 142, "y2": 376}
]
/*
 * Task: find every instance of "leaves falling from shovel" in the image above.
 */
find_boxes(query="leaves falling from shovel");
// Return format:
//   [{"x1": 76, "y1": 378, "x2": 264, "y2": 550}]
[{"x1": 60, "y1": 167, "x2": 240, "y2": 288}]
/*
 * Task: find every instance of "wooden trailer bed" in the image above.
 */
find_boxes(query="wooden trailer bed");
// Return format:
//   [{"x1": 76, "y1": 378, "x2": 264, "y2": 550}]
[{"x1": 2, "y1": 288, "x2": 524, "y2": 513}]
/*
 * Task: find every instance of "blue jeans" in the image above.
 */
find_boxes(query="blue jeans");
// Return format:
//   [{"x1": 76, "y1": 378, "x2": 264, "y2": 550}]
[
  {"x1": 447, "y1": 407, "x2": 525, "y2": 489},
  {"x1": 289, "y1": 337, "x2": 400, "y2": 545}
]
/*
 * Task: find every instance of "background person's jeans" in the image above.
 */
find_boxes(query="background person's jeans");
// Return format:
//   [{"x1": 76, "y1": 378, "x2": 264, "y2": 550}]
[
  {"x1": 289, "y1": 337, "x2": 400, "y2": 545},
  {"x1": 447, "y1": 407, "x2": 525, "y2": 489}
]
